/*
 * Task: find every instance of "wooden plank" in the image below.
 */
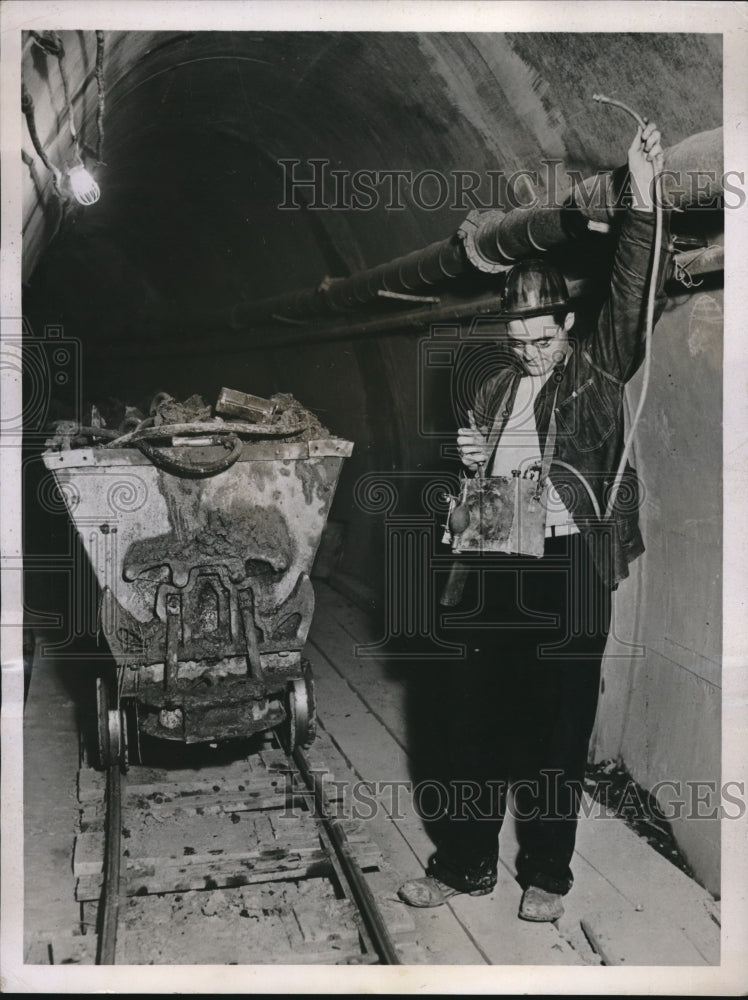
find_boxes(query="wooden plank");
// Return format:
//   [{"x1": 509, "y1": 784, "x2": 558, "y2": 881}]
[
  {"x1": 24, "y1": 930, "x2": 97, "y2": 966},
  {"x1": 128, "y1": 756, "x2": 271, "y2": 783},
  {"x1": 79, "y1": 780, "x2": 305, "y2": 830},
  {"x1": 241, "y1": 944, "x2": 372, "y2": 965},
  {"x1": 313, "y1": 581, "x2": 382, "y2": 647},
  {"x1": 76, "y1": 851, "x2": 334, "y2": 900},
  {"x1": 77, "y1": 792, "x2": 105, "y2": 832},
  {"x1": 73, "y1": 832, "x2": 106, "y2": 877},
  {"x1": 75, "y1": 764, "x2": 382, "y2": 906},
  {"x1": 124, "y1": 774, "x2": 289, "y2": 801},
  {"x1": 124, "y1": 854, "x2": 333, "y2": 895},
  {"x1": 124, "y1": 845, "x2": 328, "y2": 878},
  {"x1": 124, "y1": 838, "x2": 383, "y2": 877},
  {"x1": 24, "y1": 655, "x2": 86, "y2": 957},
  {"x1": 127, "y1": 791, "x2": 300, "y2": 822},
  {"x1": 137, "y1": 792, "x2": 304, "y2": 819},
  {"x1": 123, "y1": 806, "x2": 274, "y2": 857},
  {"x1": 346, "y1": 842, "x2": 384, "y2": 870},
  {"x1": 308, "y1": 654, "x2": 445, "y2": 862},
  {"x1": 291, "y1": 899, "x2": 360, "y2": 945},
  {"x1": 118, "y1": 879, "x2": 373, "y2": 965},
  {"x1": 123, "y1": 815, "x2": 321, "y2": 866},
  {"x1": 501, "y1": 804, "x2": 704, "y2": 966},
  {"x1": 581, "y1": 907, "x2": 710, "y2": 966},
  {"x1": 78, "y1": 817, "x2": 324, "y2": 871},
  {"x1": 307, "y1": 650, "x2": 412, "y2": 785},
  {"x1": 79, "y1": 837, "x2": 379, "y2": 899},
  {"x1": 361, "y1": 877, "x2": 417, "y2": 941},
  {"x1": 309, "y1": 586, "x2": 410, "y2": 750},
  {"x1": 257, "y1": 749, "x2": 294, "y2": 771},
  {"x1": 499, "y1": 791, "x2": 718, "y2": 966},
  {"x1": 554, "y1": 852, "x2": 644, "y2": 966},
  {"x1": 572, "y1": 797, "x2": 720, "y2": 963},
  {"x1": 449, "y1": 868, "x2": 583, "y2": 966},
  {"x1": 79, "y1": 760, "x2": 290, "y2": 804},
  {"x1": 123, "y1": 842, "x2": 327, "y2": 870},
  {"x1": 77, "y1": 767, "x2": 107, "y2": 803}
]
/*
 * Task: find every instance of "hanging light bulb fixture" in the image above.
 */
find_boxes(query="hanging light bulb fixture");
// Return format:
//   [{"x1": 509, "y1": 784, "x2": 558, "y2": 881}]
[
  {"x1": 63, "y1": 31, "x2": 107, "y2": 206},
  {"x1": 25, "y1": 30, "x2": 105, "y2": 207},
  {"x1": 66, "y1": 161, "x2": 100, "y2": 205},
  {"x1": 54, "y1": 31, "x2": 101, "y2": 205},
  {"x1": 64, "y1": 30, "x2": 108, "y2": 206}
]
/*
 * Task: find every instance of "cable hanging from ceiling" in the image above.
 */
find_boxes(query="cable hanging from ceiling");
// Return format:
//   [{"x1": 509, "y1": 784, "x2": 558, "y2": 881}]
[
  {"x1": 21, "y1": 81, "x2": 63, "y2": 196},
  {"x1": 23, "y1": 30, "x2": 106, "y2": 207},
  {"x1": 95, "y1": 31, "x2": 106, "y2": 165}
]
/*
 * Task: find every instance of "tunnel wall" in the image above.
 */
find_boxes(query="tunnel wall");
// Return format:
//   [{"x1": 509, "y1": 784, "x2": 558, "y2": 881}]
[
  {"x1": 20, "y1": 30, "x2": 723, "y2": 894},
  {"x1": 592, "y1": 287, "x2": 723, "y2": 896}
]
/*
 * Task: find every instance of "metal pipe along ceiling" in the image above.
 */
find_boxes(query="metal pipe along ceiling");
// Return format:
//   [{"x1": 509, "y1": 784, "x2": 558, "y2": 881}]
[{"x1": 229, "y1": 126, "x2": 722, "y2": 331}]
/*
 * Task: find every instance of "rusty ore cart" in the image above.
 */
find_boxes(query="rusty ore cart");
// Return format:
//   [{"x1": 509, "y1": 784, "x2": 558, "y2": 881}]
[{"x1": 43, "y1": 418, "x2": 353, "y2": 767}]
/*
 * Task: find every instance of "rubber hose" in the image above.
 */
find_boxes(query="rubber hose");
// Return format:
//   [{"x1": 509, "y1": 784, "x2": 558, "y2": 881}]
[
  {"x1": 136, "y1": 432, "x2": 244, "y2": 478},
  {"x1": 593, "y1": 94, "x2": 664, "y2": 522}
]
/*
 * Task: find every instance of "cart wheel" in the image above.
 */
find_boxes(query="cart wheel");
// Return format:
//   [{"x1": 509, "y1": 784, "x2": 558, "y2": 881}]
[
  {"x1": 95, "y1": 677, "x2": 126, "y2": 770},
  {"x1": 281, "y1": 661, "x2": 317, "y2": 751},
  {"x1": 122, "y1": 698, "x2": 142, "y2": 768}
]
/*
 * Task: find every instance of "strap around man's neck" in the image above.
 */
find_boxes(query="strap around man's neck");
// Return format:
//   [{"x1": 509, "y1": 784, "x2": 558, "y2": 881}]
[{"x1": 483, "y1": 371, "x2": 562, "y2": 476}]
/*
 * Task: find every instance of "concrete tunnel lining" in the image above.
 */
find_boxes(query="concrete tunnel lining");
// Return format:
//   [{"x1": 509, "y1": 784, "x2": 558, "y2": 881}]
[{"x1": 19, "y1": 28, "x2": 724, "y2": 900}]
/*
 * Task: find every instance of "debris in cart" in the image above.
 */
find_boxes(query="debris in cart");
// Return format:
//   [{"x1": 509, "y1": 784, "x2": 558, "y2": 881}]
[
  {"x1": 216, "y1": 387, "x2": 276, "y2": 424},
  {"x1": 45, "y1": 388, "x2": 330, "y2": 451}
]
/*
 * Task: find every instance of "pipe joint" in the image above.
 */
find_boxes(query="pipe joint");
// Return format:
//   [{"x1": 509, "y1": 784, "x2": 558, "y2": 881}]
[{"x1": 458, "y1": 209, "x2": 514, "y2": 273}]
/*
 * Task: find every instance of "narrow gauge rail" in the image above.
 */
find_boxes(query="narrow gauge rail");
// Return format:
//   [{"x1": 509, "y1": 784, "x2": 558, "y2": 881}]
[{"x1": 77, "y1": 734, "x2": 408, "y2": 965}]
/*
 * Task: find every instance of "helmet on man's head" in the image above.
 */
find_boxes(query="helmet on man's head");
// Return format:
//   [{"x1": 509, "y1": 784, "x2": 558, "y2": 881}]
[{"x1": 499, "y1": 258, "x2": 572, "y2": 319}]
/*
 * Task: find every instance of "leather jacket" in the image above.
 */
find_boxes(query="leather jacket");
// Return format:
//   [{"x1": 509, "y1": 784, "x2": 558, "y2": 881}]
[{"x1": 473, "y1": 209, "x2": 672, "y2": 589}]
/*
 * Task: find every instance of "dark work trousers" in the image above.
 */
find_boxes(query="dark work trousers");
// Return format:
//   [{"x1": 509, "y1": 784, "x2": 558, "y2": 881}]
[{"x1": 428, "y1": 532, "x2": 612, "y2": 895}]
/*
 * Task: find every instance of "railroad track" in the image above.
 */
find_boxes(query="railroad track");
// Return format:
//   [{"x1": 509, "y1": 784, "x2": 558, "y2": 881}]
[{"x1": 36, "y1": 729, "x2": 418, "y2": 965}]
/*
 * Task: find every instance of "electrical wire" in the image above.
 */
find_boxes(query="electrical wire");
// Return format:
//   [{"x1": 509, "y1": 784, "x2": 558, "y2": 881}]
[
  {"x1": 25, "y1": 31, "x2": 104, "y2": 206},
  {"x1": 593, "y1": 94, "x2": 665, "y2": 522},
  {"x1": 21, "y1": 82, "x2": 63, "y2": 194},
  {"x1": 95, "y1": 31, "x2": 106, "y2": 163},
  {"x1": 52, "y1": 32, "x2": 80, "y2": 151},
  {"x1": 551, "y1": 459, "x2": 602, "y2": 519},
  {"x1": 29, "y1": 30, "x2": 62, "y2": 58},
  {"x1": 30, "y1": 30, "x2": 105, "y2": 160}
]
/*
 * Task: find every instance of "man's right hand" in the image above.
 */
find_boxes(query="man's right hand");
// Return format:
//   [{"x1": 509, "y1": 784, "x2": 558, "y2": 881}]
[
  {"x1": 457, "y1": 426, "x2": 489, "y2": 471},
  {"x1": 628, "y1": 121, "x2": 663, "y2": 212}
]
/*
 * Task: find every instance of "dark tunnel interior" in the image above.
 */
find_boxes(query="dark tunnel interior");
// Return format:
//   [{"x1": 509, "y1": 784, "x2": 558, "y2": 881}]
[
  {"x1": 23, "y1": 29, "x2": 724, "y2": 578},
  {"x1": 19, "y1": 29, "x2": 724, "y2": 893}
]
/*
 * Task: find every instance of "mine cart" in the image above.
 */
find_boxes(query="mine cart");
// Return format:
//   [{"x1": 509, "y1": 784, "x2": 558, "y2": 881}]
[{"x1": 42, "y1": 392, "x2": 353, "y2": 768}]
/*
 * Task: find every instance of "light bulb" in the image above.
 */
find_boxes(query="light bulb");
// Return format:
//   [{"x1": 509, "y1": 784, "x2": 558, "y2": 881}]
[{"x1": 67, "y1": 163, "x2": 100, "y2": 206}]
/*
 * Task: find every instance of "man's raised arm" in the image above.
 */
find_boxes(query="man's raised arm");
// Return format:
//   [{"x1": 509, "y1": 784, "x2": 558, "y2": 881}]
[{"x1": 586, "y1": 122, "x2": 672, "y2": 384}]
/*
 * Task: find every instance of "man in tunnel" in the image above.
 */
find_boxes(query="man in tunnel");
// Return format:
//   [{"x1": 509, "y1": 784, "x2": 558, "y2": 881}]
[{"x1": 398, "y1": 122, "x2": 668, "y2": 920}]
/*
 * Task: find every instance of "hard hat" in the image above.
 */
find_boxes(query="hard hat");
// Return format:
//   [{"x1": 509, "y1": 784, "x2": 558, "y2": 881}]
[{"x1": 500, "y1": 259, "x2": 571, "y2": 319}]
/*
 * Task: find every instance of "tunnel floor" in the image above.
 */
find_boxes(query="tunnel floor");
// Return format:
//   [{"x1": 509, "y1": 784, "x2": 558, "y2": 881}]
[{"x1": 23, "y1": 581, "x2": 719, "y2": 966}]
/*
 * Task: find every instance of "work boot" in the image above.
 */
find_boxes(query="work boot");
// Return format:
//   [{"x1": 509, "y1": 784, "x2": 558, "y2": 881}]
[
  {"x1": 518, "y1": 885, "x2": 565, "y2": 922},
  {"x1": 397, "y1": 875, "x2": 492, "y2": 908}
]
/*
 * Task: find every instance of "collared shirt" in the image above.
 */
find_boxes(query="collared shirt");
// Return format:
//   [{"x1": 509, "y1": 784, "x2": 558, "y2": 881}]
[{"x1": 489, "y1": 371, "x2": 577, "y2": 531}]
